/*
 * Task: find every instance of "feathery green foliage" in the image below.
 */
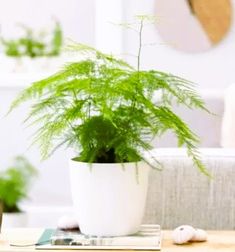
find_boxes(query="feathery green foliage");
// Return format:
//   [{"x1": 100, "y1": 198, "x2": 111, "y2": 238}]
[
  {"x1": 1, "y1": 21, "x2": 63, "y2": 58},
  {"x1": 10, "y1": 16, "x2": 209, "y2": 174},
  {"x1": 0, "y1": 156, "x2": 37, "y2": 213}
]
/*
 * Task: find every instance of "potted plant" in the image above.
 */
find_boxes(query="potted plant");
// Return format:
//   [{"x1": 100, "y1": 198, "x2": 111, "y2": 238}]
[
  {"x1": 0, "y1": 156, "x2": 37, "y2": 228},
  {"x1": 10, "y1": 16, "x2": 208, "y2": 236},
  {"x1": 0, "y1": 21, "x2": 63, "y2": 73},
  {"x1": 0, "y1": 201, "x2": 2, "y2": 231}
]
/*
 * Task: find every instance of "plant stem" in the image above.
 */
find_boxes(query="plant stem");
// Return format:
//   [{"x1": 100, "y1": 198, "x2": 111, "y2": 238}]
[
  {"x1": 137, "y1": 19, "x2": 144, "y2": 71},
  {"x1": 130, "y1": 18, "x2": 144, "y2": 124}
]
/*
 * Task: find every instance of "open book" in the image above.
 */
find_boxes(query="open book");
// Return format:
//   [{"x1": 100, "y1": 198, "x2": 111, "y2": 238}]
[{"x1": 36, "y1": 224, "x2": 161, "y2": 250}]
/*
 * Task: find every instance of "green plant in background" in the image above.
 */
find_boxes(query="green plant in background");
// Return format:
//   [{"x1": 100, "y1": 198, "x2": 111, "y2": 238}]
[
  {"x1": 49, "y1": 22, "x2": 63, "y2": 56},
  {"x1": 10, "y1": 16, "x2": 209, "y2": 174},
  {"x1": 0, "y1": 21, "x2": 63, "y2": 58},
  {"x1": 0, "y1": 156, "x2": 37, "y2": 213}
]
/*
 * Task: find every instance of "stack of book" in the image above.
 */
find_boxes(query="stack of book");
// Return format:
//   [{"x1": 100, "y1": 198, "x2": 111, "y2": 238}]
[{"x1": 36, "y1": 224, "x2": 161, "y2": 250}]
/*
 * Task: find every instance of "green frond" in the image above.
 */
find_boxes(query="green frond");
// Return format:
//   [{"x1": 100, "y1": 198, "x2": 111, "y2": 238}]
[
  {"x1": 65, "y1": 42, "x2": 134, "y2": 70},
  {"x1": 135, "y1": 15, "x2": 157, "y2": 23},
  {"x1": 0, "y1": 156, "x2": 36, "y2": 212},
  {"x1": 9, "y1": 22, "x2": 210, "y2": 175}
]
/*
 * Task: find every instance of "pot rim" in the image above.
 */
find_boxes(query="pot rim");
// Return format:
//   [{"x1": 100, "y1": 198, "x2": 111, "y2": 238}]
[{"x1": 70, "y1": 159, "x2": 145, "y2": 166}]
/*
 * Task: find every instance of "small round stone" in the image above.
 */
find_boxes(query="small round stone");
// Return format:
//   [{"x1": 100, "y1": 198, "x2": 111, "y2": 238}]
[
  {"x1": 191, "y1": 228, "x2": 207, "y2": 242},
  {"x1": 172, "y1": 225, "x2": 195, "y2": 244}
]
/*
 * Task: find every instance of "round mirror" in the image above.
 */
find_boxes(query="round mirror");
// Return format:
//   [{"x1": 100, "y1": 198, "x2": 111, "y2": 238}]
[{"x1": 155, "y1": 0, "x2": 232, "y2": 53}]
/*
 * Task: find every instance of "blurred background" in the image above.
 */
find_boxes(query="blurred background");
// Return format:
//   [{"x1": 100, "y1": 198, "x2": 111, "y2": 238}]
[{"x1": 0, "y1": 0, "x2": 234, "y2": 227}]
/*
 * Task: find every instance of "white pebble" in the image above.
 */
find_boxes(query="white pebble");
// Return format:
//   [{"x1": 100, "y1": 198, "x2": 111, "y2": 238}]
[
  {"x1": 172, "y1": 225, "x2": 195, "y2": 244},
  {"x1": 191, "y1": 228, "x2": 207, "y2": 242},
  {"x1": 57, "y1": 215, "x2": 79, "y2": 230}
]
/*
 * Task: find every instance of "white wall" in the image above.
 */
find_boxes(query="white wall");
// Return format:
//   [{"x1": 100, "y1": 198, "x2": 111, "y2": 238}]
[
  {"x1": 122, "y1": 0, "x2": 235, "y2": 89},
  {"x1": 95, "y1": 0, "x2": 123, "y2": 54}
]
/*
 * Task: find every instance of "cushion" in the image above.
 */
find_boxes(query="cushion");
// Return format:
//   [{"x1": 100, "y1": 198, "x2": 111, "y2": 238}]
[{"x1": 144, "y1": 148, "x2": 235, "y2": 229}]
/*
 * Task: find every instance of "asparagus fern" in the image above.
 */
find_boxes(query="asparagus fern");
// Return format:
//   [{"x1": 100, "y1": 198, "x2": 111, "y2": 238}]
[
  {"x1": 0, "y1": 156, "x2": 37, "y2": 213},
  {"x1": 10, "y1": 16, "x2": 209, "y2": 174}
]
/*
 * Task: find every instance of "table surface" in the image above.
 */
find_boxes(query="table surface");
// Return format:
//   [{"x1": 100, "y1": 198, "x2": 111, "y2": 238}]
[{"x1": 0, "y1": 229, "x2": 235, "y2": 252}]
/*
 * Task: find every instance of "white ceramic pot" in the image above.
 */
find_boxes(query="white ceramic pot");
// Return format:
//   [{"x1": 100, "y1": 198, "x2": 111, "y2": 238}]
[
  {"x1": 2, "y1": 212, "x2": 27, "y2": 228},
  {"x1": 69, "y1": 161, "x2": 150, "y2": 236}
]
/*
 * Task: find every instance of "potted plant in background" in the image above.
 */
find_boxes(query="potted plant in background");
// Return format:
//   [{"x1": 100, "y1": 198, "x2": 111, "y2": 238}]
[
  {"x1": 0, "y1": 156, "x2": 37, "y2": 228},
  {"x1": 0, "y1": 21, "x2": 63, "y2": 74},
  {"x1": 10, "y1": 16, "x2": 209, "y2": 236},
  {"x1": 0, "y1": 201, "x2": 2, "y2": 231}
]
